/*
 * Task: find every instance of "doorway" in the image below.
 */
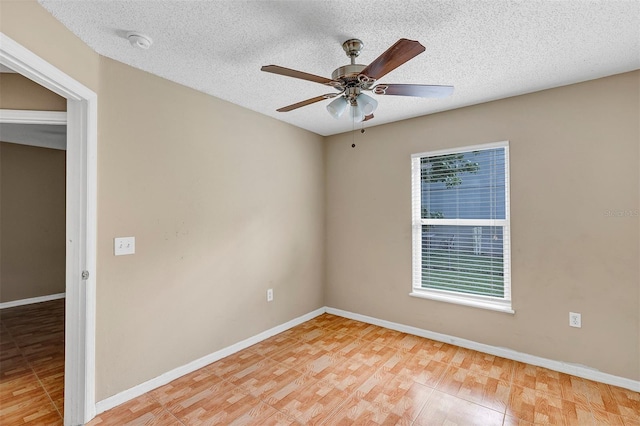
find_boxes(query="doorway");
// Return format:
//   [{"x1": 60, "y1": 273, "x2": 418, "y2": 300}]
[{"x1": 0, "y1": 33, "x2": 97, "y2": 425}]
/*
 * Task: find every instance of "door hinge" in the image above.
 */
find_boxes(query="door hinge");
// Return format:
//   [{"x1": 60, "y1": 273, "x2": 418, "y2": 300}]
[{"x1": 81, "y1": 270, "x2": 90, "y2": 280}]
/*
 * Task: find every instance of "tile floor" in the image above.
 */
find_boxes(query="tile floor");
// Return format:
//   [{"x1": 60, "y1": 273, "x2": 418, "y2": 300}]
[
  {"x1": 1, "y1": 301, "x2": 638, "y2": 425},
  {"x1": 0, "y1": 299, "x2": 65, "y2": 425}
]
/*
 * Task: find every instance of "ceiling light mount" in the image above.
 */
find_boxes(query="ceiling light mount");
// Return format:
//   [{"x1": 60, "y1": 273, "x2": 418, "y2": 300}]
[
  {"x1": 127, "y1": 31, "x2": 153, "y2": 49},
  {"x1": 342, "y1": 39, "x2": 364, "y2": 62}
]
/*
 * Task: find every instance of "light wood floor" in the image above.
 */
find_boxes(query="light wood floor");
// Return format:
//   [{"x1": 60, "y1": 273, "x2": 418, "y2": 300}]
[
  {"x1": 2, "y1": 301, "x2": 639, "y2": 425},
  {"x1": 0, "y1": 299, "x2": 65, "y2": 425}
]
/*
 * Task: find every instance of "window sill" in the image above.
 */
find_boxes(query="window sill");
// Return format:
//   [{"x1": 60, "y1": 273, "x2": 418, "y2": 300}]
[{"x1": 409, "y1": 291, "x2": 515, "y2": 314}]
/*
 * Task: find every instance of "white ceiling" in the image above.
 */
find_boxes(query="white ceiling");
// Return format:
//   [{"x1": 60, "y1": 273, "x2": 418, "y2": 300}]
[{"x1": 38, "y1": 1, "x2": 639, "y2": 136}]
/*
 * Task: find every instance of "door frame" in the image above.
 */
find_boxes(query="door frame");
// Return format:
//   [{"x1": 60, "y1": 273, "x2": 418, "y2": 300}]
[{"x1": 0, "y1": 33, "x2": 98, "y2": 425}]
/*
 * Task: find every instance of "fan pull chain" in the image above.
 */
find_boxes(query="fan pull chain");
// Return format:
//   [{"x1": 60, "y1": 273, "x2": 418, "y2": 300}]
[{"x1": 352, "y1": 112, "x2": 356, "y2": 148}]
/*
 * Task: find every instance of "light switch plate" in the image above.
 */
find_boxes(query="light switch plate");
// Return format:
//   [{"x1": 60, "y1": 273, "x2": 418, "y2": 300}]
[{"x1": 114, "y1": 237, "x2": 135, "y2": 255}]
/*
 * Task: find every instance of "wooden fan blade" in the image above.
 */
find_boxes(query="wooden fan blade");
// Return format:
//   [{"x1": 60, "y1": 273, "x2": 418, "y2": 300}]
[
  {"x1": 373, "y1": 84, "x2": 454, "y2": 98},
  {"x1": 360, "y1": 39, "x2": 426, "y2": 80},
  {"x1": 363, "y1": 114, "x2": 374, "y2": 122},
  {"x1": 276, "y1": 94, "x2": 336, "y2": 112},
  {"x1": 262, "y1": 65, "x2": 335, "y2": 85}
]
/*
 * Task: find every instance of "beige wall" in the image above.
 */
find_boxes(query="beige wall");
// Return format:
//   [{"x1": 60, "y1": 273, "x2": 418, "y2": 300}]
[
  {"x1": 0, "y1": 142, "x2": 66, "y2": 302},
  {"x1": 0, "y1": 72, "x2": 67, "y2": 111},
  {"x1": 325, "y1": 71, "x2": 640, "y2": 381},
  {"x1": 0, "y1": 1, "x2": 100, "y2": 92},
  {"x1": 95, "y1": 58, "x2": 325, "y2": 398}
]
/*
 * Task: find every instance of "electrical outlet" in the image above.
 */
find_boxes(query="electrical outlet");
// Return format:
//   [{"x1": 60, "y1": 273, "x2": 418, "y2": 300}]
[
  {"x1": 267, "y1": 288, "x2": 273, "y2": 302},
  {"x1": 569, "y1": 312, "x2": 581, "y2": 328}
]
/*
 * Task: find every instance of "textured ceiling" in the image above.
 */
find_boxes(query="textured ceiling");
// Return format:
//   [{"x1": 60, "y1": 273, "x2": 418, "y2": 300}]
[{"x1": 38, "y1": 0, "x2": 639, "y2": 136}]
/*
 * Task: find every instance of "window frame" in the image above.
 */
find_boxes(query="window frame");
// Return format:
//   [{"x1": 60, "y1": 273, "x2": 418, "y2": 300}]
[{"x1": 410, "y1": 141, "x2": 514, "y2": 314}]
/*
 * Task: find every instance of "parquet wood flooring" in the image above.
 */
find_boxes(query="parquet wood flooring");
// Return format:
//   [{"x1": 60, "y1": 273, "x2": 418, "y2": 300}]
[
  {"x1": 0, "y1": 299, "x2": 64, "y2": 425},
  {"x1": 2, "y1": 303, "x2": 638, "y2": 425}
]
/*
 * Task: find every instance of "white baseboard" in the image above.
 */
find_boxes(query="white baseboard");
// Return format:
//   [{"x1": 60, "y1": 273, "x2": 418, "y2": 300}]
[
  {"x1": 0, "y1": 293, "x2": 65, "y2": 309},
  {"x1": 95, "y1": 307, "x2": 326, "y2": 415},
  {"x1": 325, "y1": 307, "x2": 640, "y2": 392}
]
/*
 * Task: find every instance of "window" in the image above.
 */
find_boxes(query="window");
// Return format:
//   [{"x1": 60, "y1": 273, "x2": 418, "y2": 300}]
[{"x1": 410, "y1": 141, "x2": 513, "y2": 313}]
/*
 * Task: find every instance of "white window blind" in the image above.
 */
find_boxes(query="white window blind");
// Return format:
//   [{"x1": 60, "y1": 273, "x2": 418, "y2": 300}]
[{"x1": 411, "y1": 141, "x2": 512, "y2": 312}]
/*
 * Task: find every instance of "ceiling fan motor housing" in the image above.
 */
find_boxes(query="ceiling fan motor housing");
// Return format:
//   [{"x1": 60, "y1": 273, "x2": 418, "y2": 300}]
[{"x1": 331, "y1": 64, "x2": 366, "y2": 82}]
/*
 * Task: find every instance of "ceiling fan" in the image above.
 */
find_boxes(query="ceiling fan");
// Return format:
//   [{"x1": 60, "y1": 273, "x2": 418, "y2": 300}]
[{"x1": 261, "y1": 38, "x2": 454, "y2": 123}]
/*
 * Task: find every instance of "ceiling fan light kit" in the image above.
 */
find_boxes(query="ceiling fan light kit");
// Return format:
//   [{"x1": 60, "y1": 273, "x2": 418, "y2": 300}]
[
  {"x1": 327, "y1": 96, "x2": 348, "y2": 119},
  {"x1": 358, "y1": 93, "x2": 378, "y2": 116},
  {"x1": 261, "y1": 38, "x2": 454, "y2": 124}
]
